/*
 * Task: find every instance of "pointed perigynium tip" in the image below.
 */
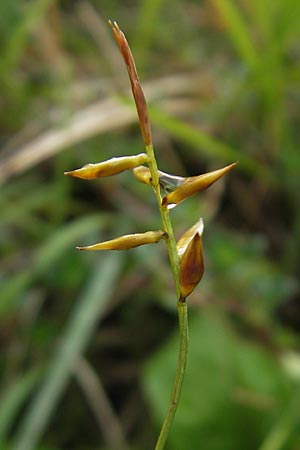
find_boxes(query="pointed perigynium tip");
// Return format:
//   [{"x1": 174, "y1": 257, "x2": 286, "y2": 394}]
[
  {"x1": 162, "y1": 162, "x2": 238, "y2": 207},
  {"x1": 64, "y1": 169, "x2": 81, "y2": 178}
]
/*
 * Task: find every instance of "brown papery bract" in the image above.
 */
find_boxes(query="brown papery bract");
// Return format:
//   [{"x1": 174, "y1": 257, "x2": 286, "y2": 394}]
[
  {"x1": 177, "y1": 218, "x2": 204, "y2": 259},
  {"x1": 179, "y1": 233, "x2": 204, "y2": 300}
]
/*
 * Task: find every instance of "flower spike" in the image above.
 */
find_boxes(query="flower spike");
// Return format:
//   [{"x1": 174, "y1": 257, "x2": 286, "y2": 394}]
[
  {"x1": 162, "y1": 162, "x2": 237, "y2": 207},
  {"x1": 77, "y1": 230, "x2": 167, "y2": 251},
  {"x1": 64, "y1": 153, "x2": 149, "y2": 179},
  {"x1": 109, "y1": 20, "x2": 152, "y2": 146},
  {"x1": 64, "y1": 20, "x2": 239, "y2": 450}
]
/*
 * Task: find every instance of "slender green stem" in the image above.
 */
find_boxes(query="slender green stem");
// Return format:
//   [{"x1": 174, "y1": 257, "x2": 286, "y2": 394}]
[
  {"x1": 154, "y1": 300, "x2": 188, "y2": 450},
  {"x1": 145, "y1": 144, "x2": 189, "y2": 450},
  {"x1": 145, "y1": 144, "x2": 180, "y2": 298}
]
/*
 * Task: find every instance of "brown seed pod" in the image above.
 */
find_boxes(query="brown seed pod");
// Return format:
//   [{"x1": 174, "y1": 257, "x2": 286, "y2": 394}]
[{"x1": 177, "y1": 219, "x2": 204, "y2": 300}]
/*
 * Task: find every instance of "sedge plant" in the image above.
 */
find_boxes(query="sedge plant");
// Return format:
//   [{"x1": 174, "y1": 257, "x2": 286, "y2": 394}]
[{"x1": 65, "y1": 21, "x2": 236, "y2": 450}]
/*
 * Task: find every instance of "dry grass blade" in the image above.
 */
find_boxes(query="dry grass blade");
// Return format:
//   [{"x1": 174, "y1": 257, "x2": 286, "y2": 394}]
[
  {"x1": 11, "y1": 253, "x2": 123, "y2": 450},
  {"x1": 73, "y1": 356, "x2": 130, "y2": 450},
  {"x1": 0, "y1": 73, "x2": 210, "y2": 185}
]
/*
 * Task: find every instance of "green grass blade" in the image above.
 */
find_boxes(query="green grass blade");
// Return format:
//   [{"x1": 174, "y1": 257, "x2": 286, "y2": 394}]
[
  {"x1": 0, "y1": 0, "x2": 55, "y2": 77},
  {"x1": 0, "y1": 369, "x2": 42, "y2": 444},
  {"x1": 258, "y1": 387, "x2": 300, "y2": 450},
  {"x1": 11, "y1": 252, "x2": 123, "y2": 450},
  {"x1": 212, "y1": 0, "x2": 258, "y2": 68},
  {"x1": 149, "y1": 106, "x2": 271, "y2": 180},
  {"x1": 0, "y1": 183, "x2": 68, "y2": 225},
  {"x1": 0, "y1": 214, "x2": 112, "y2": 315},
  {"x1": 133, "y1": 0, "x2": 167, "y2": 65}
]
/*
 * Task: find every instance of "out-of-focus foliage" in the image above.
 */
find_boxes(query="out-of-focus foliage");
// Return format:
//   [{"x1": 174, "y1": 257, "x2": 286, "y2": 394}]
[
  {"x1": 144, "y1": 308, "x2": 294, "y2": 450},
  {"x1": 0, "y1": 0, "x2": 299, "y2": 449}
]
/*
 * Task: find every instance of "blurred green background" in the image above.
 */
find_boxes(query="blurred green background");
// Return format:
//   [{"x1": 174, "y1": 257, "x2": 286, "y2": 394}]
[{"x1": 1, "y1": 0, "x2": 300, "y2": 449}]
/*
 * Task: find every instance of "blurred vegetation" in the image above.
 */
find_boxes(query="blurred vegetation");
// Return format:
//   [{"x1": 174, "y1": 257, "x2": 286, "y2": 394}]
[{"x1": 0, "y1": 0, "x2": 300, "y2": 449}]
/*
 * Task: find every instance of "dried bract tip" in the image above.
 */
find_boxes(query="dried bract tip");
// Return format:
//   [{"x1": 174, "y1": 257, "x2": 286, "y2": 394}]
[
  {"x1": 162, "y1": 162, "x2": 237, "y2": 207},
  {"x1": 77, "y1": 230, "x2": 166, "y2": 251},
  {"x1": 109, "y1": 20, "x2": 152, "y2": 146},
  {"x1": 177, "y1": 218, "x2": 204, "y2": 259},
  {"x1": 64, "y1": 153, "x2": 149, "y2": 179},
  {"x1": 178, "y1": 231, "x2": 204, "y2": 300}
]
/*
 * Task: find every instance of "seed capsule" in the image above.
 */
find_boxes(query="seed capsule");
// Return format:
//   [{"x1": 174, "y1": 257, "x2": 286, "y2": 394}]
[
  {"x1": 162, "y1": 162, "x2": 237, "y2": 207},
  {"x1": 77, "y1": 230, "x2": 166, "y2": 251},
  {"x1": 177, "y1": 219, "x2": 204, "y2": 300},
  {"x1": 64, "y1": 153, "x2": 149, "y2": 179}
]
